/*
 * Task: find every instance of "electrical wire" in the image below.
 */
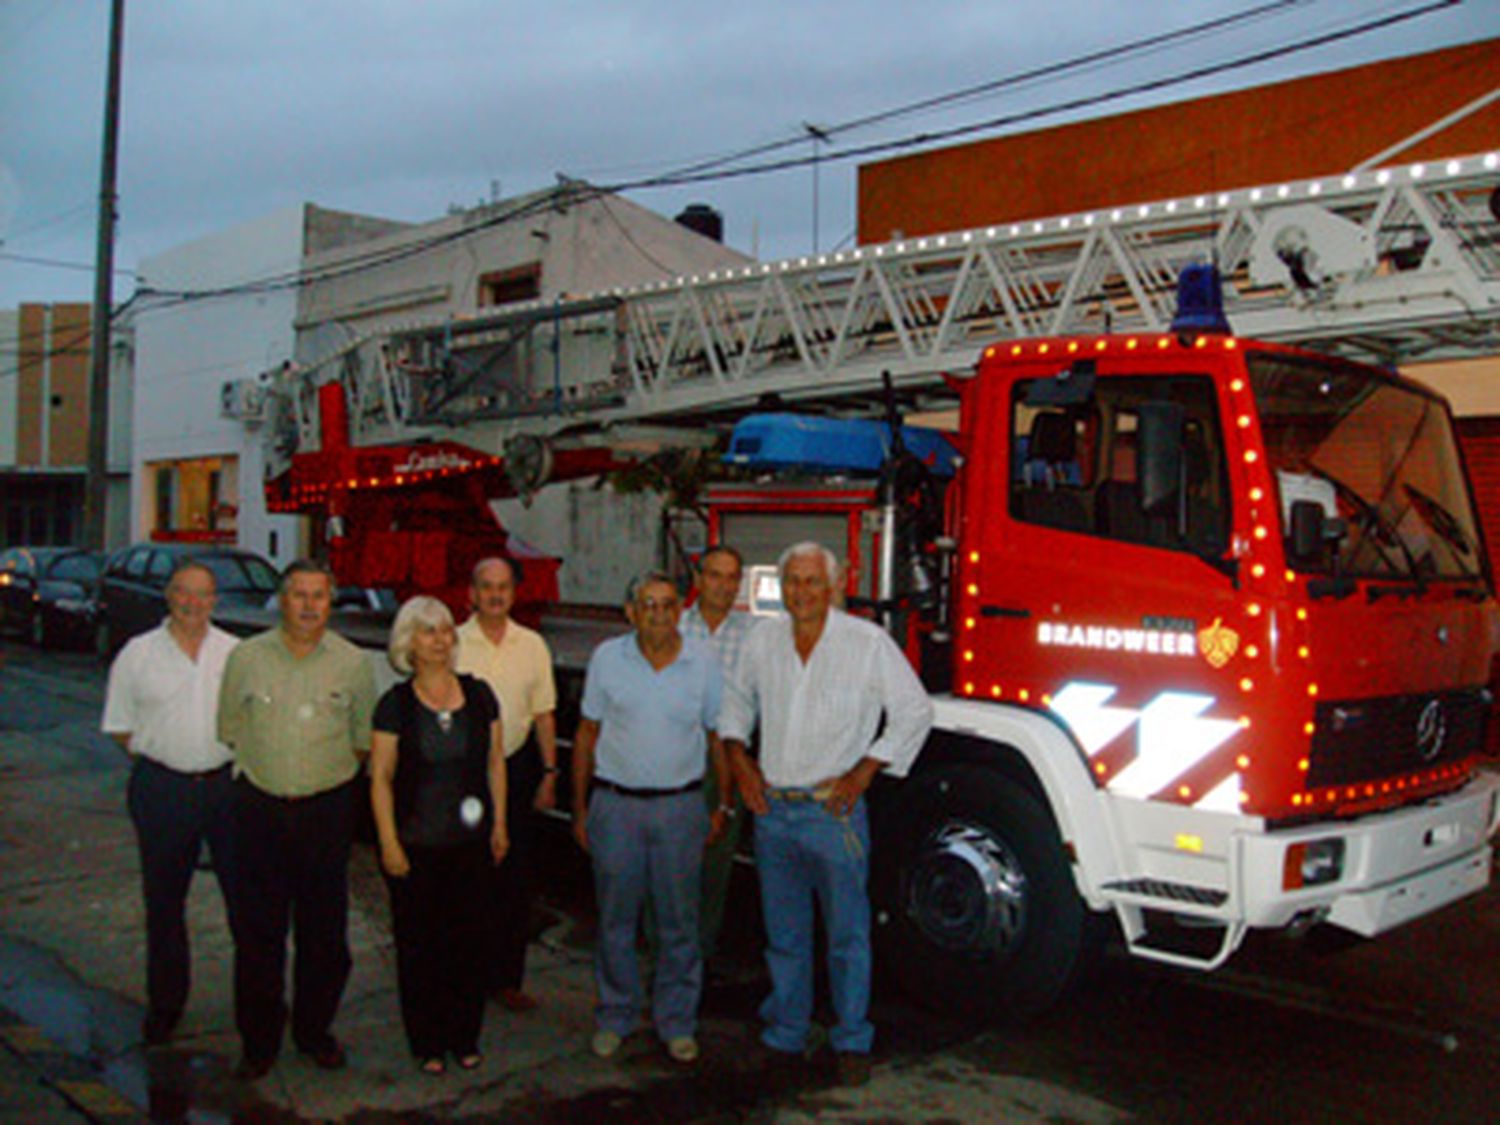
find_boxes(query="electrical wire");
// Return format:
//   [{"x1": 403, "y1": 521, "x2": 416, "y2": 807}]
[
  {"x1": 652, "y1": 0, "x2": 1317, "y2": 182},
  {"x1": 2, "y1": 0, "x2": 1465, "y2": 353},
  {"x1": 624, "y1": 0, "x2": 1463, "y2": 189}
]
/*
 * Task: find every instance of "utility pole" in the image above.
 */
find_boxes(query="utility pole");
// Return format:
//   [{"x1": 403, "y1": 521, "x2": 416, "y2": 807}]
[
  {"x1": 804, "y1": 122, "x2": 831, "y2": 256},
  {"x1": 84, "y1": 0, "x2": 125, "y2": 550}
]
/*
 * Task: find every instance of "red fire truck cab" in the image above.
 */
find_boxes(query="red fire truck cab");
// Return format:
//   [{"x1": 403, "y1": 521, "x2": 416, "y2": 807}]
[{"x1": 707, "y1": 320, "x2": 1500, "y2": 1018}]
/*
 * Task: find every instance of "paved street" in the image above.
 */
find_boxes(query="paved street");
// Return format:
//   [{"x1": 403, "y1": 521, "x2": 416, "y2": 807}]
[{"x1": 1, "y1": 637, "x2": 1497, "y2": 1122}]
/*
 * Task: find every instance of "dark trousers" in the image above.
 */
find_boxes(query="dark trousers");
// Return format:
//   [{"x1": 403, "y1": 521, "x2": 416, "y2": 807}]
[
  {"x1": 489, "y1": 738, "x2": 541, "y2": 993},
  {"x1": 126, "y1": 758, "x2": 238, "y2": 1021},
  {"x1": 232, "y1": 776, "x2": 356, "y2": 1061},
  {"x1": 386, "y1": 840, "x2": 492, "y2": 1058}
]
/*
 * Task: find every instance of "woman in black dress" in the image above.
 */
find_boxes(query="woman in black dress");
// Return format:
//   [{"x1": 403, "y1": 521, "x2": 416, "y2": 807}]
[{"x1": 370, "y1": 596, "x2": 508, "y2": 1074}]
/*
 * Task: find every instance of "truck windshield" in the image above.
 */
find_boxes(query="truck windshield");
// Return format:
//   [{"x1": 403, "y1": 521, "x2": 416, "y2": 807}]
[{"x1": 1248, "y1": 351, "x2": 1486, "y2": 583}]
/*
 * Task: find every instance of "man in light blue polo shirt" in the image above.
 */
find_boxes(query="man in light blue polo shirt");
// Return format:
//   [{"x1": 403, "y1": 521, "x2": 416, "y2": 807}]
[{"x1": 571, "y1": 571, "x2": 730, "y2": 1066}]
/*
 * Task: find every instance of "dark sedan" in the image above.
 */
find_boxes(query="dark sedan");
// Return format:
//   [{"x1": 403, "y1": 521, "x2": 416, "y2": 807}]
[
  {"x1": 94, "y1": 542, "x2": 280, "y2": 657},
  {"x1": 0, "y1": 547, "x2": 105, "y2": 649}
]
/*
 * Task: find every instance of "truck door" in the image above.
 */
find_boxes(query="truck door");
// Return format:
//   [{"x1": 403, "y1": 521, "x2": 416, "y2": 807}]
[{"x1": 962, "y1": 368, "x2": 1251, "y2": 810}]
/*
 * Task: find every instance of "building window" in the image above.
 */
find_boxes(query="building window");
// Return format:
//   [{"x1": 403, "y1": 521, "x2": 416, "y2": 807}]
[
  {"x1": 146, "y1": 456, "x2": 239, "y2": 542},
  {"x1": 478, "y1": 263, "x2": 542, "y2": 308}
]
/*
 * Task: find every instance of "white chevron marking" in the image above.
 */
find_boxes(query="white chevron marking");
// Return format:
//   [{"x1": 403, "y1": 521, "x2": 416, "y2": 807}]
[{"x1": 1110, "y1": 691, "x2": 1241, "y2": 799}]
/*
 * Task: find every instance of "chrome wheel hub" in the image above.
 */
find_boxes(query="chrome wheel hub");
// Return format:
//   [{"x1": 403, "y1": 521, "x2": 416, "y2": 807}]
[{"x1": 905, "y1": 822, "x2": 1027, "y2": 956}]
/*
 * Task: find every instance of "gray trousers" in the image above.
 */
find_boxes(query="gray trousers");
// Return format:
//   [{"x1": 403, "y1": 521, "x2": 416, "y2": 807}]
[{"x1": 589, "y1": 786, "x2": 708, "y2": 1041}]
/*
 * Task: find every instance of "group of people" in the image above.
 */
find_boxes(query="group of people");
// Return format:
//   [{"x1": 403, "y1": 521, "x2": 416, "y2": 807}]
[
  {"x1": 103, "y1": 554, "x2": 557, "y2": 1079},
  {"x1": 102, "y1": 540, "x2": 933, "y2": 1088}
]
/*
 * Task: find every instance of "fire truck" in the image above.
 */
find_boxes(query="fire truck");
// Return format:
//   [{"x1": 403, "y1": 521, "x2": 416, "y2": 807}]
[{"x1": 228, "y1": 152, "x2": 1500, "y2": 1017}]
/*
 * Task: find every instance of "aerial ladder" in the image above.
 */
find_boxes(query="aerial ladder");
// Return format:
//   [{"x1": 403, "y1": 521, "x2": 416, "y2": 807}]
[{"x1": 222, "y1": 150, "x2": 1500, "y2": 605}]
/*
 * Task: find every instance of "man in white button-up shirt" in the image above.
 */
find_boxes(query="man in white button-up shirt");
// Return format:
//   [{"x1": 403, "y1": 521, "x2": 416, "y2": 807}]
[
  {"x1": 720, "y1": 542, "x2": 932, "y2": 1087},
  {"x1": 102, "y1": 559, "x2": 240, "y2": 1047}
]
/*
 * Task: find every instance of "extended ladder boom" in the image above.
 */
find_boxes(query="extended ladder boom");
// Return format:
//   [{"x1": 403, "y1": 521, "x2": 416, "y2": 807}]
[{"x1": 232, "y1": 152, "x2": 1500, "y2": 469}]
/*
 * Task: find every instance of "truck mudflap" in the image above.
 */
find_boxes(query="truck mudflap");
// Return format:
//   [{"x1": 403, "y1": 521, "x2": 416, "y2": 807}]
[{"x1": 1238, "y1": 771, "x2": 1500, "y2": 937}]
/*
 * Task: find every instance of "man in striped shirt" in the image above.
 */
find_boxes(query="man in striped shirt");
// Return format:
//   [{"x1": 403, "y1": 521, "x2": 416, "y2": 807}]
[
  {"x1": 720, "y1": 542, "x2": 932, "y2": 1087},
  {"x1": 679, "y1": 545, "x2": 754, "y2": 962}
]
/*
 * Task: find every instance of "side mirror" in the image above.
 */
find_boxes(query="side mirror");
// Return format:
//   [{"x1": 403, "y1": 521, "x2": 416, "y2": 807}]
[
  {"x1": 1138, "y1": 402, "x2": 1185, "y2": 514},
  {"x1": 1288, "y1": 499, "x2": 1346, "y2": 568},
  {"x1": 1289, "y1": 499, "x2": 1324, "y2": 564}
]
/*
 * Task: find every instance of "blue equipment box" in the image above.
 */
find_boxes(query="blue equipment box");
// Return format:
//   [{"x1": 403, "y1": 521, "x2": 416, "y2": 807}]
[{"x1": 725, "y1": 413, "x2": 957, "y2": 477}]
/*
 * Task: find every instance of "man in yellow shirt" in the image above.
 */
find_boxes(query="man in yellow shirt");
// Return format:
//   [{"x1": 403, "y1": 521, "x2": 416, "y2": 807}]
[{"x1": 456, "y1": 556, "x2": 559, "y2": 1011}]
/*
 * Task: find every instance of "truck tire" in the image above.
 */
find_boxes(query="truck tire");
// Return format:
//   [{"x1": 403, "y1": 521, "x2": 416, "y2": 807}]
[{"x1": 872, "y1": 764, "x2": 1100, "y2": 1023}]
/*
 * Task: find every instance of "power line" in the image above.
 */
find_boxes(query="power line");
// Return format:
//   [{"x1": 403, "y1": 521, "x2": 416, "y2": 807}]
[
  {"x1": 654, "y1": 0, "x2": 1317, "y2": 182},
  {"x1": 0, "y1": 250, "x2": 137, "y2": 276},
  {"x1": 10, "y1": 0, "x2": 1463, "y2": 338},
  {"x1": 623, "y1": 0, "x2": 1463, "y2": 190}
]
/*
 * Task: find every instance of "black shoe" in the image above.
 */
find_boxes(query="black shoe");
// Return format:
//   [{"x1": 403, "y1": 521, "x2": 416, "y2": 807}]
[
  {"x1": 747, "y1": 1040, "x2": 803, "y2": 1079},
  {"x1": 297, "y1": 1036, "x2": 347, "y2": 1071},
  {"x1": 234, "y1": 1054, "x2": 276, "y2": 1081},
  {"x1": 141, "y1": 1010, "x2": 179, "y2": 1047},
  {"x1": 834, "y1": 1051, "x2": 873, "y2": 1087}
]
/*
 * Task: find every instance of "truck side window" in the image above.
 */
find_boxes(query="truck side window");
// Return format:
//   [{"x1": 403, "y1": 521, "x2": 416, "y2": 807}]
[{"x1": 1011, "y1": 376, "x2": 1228, "y2": 555}]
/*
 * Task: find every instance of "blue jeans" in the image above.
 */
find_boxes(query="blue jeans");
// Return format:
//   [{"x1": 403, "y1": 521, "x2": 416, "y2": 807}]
[
  {"x1": 589, "y1": 787, "x2": 708, "y2": 1040},
  {"x1": 754, "y1": 794, "x2": 873, "y2": 1054}
]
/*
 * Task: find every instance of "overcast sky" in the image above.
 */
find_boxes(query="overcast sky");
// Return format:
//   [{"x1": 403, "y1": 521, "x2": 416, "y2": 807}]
[{"x1": 0, "y1": 0, "x2": 1495, "y2": 309}]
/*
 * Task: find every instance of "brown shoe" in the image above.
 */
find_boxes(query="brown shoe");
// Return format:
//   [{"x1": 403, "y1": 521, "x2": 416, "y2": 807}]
[
  {"x1": 297, "y1": 1036, "x2": 347, "y2": 1071},
  {"x1": 234, "y1": 1054, "x2": 276, "y2": 1081},
  {"x1": 834, "y1": 1051, "x2": 872, "y2": 1087},
  {"x1": 746, "y1": 1040, "x2": 803, "y2": 1078},
  {"x1": 494, "y1": 988, "x2": 539, "y2": 1012}
]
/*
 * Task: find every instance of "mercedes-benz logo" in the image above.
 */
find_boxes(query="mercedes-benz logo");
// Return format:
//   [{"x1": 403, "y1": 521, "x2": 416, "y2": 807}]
[{"x1": 1415, "y1": 698, "x2": 1446, "y2": 762}]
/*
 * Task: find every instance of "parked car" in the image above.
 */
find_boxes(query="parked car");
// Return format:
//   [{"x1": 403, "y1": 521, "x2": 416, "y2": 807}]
[
  {"x1": 0, "y1": 546, "x2": 105, "y2": 649},
  {"x1": 94, "y1": 542, "x2": 280, "y2": 658}
]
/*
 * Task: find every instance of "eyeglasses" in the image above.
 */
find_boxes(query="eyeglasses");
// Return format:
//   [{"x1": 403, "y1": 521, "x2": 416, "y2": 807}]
[{"x1": 636, "y1": 597, "x2": 680, "y2": 612}]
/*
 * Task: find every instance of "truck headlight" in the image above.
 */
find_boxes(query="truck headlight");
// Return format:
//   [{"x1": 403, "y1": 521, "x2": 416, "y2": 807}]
[{"x1": 1282, "y1": 838, "x2": 1345, "y2": 890}]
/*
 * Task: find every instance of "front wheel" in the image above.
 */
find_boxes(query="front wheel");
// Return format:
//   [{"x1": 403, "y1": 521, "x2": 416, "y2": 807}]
[{"x1": 872, "y1": 764, "x2": 1102, "y2": 1023}]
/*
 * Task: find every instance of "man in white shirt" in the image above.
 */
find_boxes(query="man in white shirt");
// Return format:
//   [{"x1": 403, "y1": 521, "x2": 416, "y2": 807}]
[
  {"x1": 720, "y1": 542, "x2": 932, "y2": 1087},
  {"x1": 678, "y1": 545, "x2": 754, "y2": 962},
  {"x1": 455, "y1": 556, "x2": 559, "y2": 1011},
  {"x1": 102, "y1": 559, "x2": 241, "y2": 1047}
]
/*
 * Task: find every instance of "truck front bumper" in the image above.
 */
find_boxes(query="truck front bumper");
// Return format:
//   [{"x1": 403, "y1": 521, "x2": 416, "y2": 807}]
[{"x1": 1238, "y1": 770, "x2": 1500, "y2": 937}]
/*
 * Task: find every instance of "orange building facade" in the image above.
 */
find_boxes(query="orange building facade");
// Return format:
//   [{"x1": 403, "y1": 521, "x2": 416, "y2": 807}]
[
  {"x1": 3, "y1": 303, "x2": 94, "y2": 545},
  {"x1": 858, "y1": 38, "x2": 1499, "y2": 243}
]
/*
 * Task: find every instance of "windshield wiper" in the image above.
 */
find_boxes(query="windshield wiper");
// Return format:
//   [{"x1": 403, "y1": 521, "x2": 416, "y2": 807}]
[
  {"x1": 1307, "y1": 464, "x2": 1424, "y2": 589},
  {"x1": 1401, "y1": 483, "x2": 1483, "y2": 580}
]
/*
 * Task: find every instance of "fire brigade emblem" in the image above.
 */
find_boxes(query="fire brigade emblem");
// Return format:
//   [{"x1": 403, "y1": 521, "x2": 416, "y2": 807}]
[{"x1": 1198, "y1": 618, "x2": 1240, "y2": 669}]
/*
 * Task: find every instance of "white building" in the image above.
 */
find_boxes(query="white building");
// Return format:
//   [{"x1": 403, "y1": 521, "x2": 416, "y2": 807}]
[
  {"x1": 134, "y1": 188, "x2": 751, "y2": 595},
  {"x1": 288, "y1": 185, "x2": 752, "y2": 601},
  {"x1": 130, "y1": 204, "x2": 406, "y2": 567}
]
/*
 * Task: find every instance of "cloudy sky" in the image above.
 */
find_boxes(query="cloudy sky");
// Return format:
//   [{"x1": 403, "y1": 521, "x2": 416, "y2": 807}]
[{"x1": 1, "y1": 0, "x2": 1495, "y2": 309}]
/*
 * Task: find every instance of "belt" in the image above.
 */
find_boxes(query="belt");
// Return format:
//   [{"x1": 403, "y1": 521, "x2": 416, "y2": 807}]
[
  {"x1": 140, "y1": 758, "x2": 231, "y2": 781},
  {"x1": 235, "y1": 774, "x2": 354, "y2": 803},
  {"x1": 765, "y1": 785, "x2": 835, "y2": 802},
  {"x1": 593, "y1": 778, "x2": 702, "y2": 799}
]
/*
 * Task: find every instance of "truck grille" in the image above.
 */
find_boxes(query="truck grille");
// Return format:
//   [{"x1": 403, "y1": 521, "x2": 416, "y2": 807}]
[{"x1": 1305, "y1": 688, "x2": 1490, "y2": 789}]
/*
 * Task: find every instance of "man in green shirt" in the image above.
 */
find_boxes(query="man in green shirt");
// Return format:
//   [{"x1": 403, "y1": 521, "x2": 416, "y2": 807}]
[{"x1": 218, "y1": 559, "x2": 376, "y2": 1080}]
